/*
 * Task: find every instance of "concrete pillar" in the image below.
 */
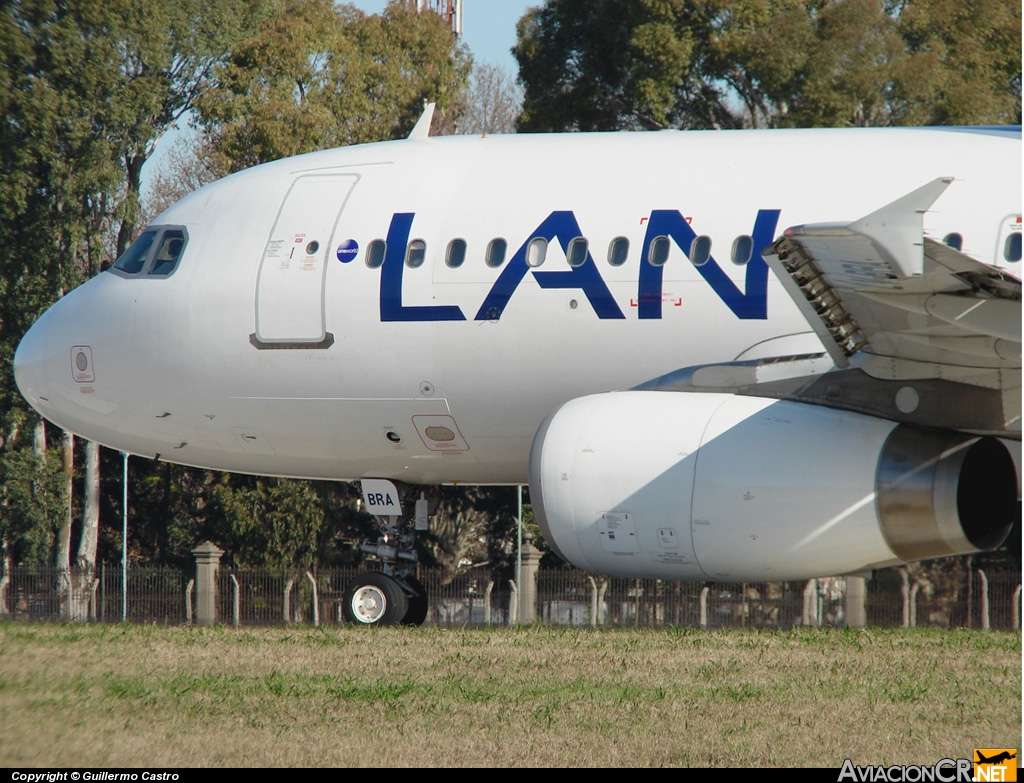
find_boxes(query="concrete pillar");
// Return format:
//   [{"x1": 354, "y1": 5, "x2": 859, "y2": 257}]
[
  {"x1": 192, "y1": 541, "x2": 224, "y2": 626},
  {"x1": 845, "y1": 575, "x2": 867, "y2": 628},
  {"x1": 519, "y1": 542, "x2": 542, "y2": 623}
]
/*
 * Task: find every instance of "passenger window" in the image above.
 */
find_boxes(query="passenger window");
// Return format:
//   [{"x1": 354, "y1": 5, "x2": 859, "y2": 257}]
[
  {"x1": 731, "y1": 235, "x2": 753, "y2": 266},
  {"x1": 526, "y1": 237, "x2": 547, "y2": 268},
  {"x1": 446, "y1": 239, "x2": 467, "y2": 268},
  {"x1": 365, "y1": 240, "x2": 386, "y2": 268},
  {"x1": 405, "y1": 239, "x2": 426, "y2": 268},
  {"x1": 648, "y1": 236, "x2": 670, "y2": 266},
  {"x1": 943, "y1": 233, "x2": 963, "y2": 251},
  {"x1": 608, "y1": 237, "x2": 629, "y2": 266},
  {"x1": 1004, "y1": 233, "x2": 1021, "y2": 262},
  {"x1": 148, "y1": 230, "x2": 187, "y2": 276},
  {"x1": 567, "y1": 237, "x2": 588, "y2": 268},
  {"x1": 113, "y1": 230, "x2": 157, "y2": 274},
  {"x1": 689, "y1": 236, "x2": 712, "y2": 266},
  {"x1": 485, "y1": 238, "x2": 507, "y2": 268}
]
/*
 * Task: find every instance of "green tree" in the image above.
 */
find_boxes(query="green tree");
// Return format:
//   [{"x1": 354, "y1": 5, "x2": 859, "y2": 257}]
[
  {"x1": 0, "y1": 447, "x2": 66, "y2": 562},
  {"x1": 197, "y1": 0, "x2": 471, "y2": 171},
  {"x1": 514, "y1": 0, "x2": 730, "y2": 131},
  {"x1": 514, "y1": 0, "x2": 1022, "y2": 131},
  {"x1": 0, "y1": 0, "x2": 269, "y2": 583},
  {"x1": 213, "y1": 477, "x2": 323, "y2": 570}
]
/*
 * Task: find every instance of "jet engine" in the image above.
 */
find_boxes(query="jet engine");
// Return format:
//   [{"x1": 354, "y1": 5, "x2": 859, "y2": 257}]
[{"x1": 528, "y1": 391, "x2": 1016, "y2": 581}]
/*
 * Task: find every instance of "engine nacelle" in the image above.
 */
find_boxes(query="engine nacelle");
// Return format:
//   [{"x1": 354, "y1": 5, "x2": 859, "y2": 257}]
[{"x1": 528, "y1": 391, "x2": 1016, "y2": 582}]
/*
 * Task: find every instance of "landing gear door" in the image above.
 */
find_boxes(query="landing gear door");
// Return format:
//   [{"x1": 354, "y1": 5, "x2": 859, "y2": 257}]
[{"x1": 254, "y1": 174, "x2": 358, "y2": 347}]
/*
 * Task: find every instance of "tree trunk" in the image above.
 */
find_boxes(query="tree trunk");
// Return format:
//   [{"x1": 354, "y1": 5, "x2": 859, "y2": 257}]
[
  {"x1": 77, "y1": 441, "x2": 100, "y2": 569},
  {"x1": 33, "y1": 419, "x2": 46, "y2": 456},
  {"x1": 116, "y1": 153, "x2": 147, "y2": 258},
  {"x1": 71, "y1": 440, "x2": 101, "y2": 621},
  {"x1": 0, "y1": 536, "x2": 10, "y2": 617}
]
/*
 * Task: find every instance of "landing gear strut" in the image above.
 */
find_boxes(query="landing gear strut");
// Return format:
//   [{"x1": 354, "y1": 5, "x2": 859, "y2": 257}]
[{"x1": 343, "y1": 480, "x2": 436, "y2": 627}]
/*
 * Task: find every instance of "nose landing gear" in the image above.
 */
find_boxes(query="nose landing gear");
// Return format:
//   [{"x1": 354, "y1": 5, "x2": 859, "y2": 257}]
[{"x1": 343, "y1": 480, "x2": 436, "y2": 627}]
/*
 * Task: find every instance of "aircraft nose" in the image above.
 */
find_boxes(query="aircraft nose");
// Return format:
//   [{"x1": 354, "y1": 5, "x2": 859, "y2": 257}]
[{"x1": 14, "y1": 309, "x2": 51, "y2": 412}]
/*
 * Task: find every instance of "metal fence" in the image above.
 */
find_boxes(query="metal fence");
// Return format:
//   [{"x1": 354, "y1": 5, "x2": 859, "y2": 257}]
[
  {"x1": 0, "y1": 562, "x2": 1019, "y2": 630},
  {"x1": 0, "y1": 564, "x2": 189, "y2": 624}
]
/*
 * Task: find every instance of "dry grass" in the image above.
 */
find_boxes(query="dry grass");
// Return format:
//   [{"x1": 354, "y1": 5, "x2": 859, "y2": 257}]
[{"x1": 0, "y1": 622, "x2": 1018, "y2": 767}]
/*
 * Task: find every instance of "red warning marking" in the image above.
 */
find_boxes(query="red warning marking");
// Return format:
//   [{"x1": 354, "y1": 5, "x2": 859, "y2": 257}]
[
  {"x1": 629, "y1": 293, "x2": 678, "y2": 307},
  {"x1": 641, "y1": 216, "x2": 692, "y2": 225}
]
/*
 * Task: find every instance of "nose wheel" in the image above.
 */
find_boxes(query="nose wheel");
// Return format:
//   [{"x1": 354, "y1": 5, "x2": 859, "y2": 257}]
[{"x1": 343, "y1": 573, "x2": 408, "y2": 626}]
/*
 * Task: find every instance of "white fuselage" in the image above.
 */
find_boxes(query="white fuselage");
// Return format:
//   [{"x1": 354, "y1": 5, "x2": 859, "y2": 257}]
[{"x1": 14, "y1": 127, "x2": 1021, "y2": 485}]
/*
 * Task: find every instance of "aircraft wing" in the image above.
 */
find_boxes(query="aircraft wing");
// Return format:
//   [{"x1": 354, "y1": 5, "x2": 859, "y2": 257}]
[
  {"x1": 761, "y1": 177, "x2": 1020, "y2": 437},
  {"x1": 641, "y1": 178, "x2": 1020, "y2": 438}
]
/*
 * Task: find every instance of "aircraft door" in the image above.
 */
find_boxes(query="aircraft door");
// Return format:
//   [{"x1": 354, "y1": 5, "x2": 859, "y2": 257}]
[{"x1": 254, "y1": 174, "x2": 358, "y2": 347}]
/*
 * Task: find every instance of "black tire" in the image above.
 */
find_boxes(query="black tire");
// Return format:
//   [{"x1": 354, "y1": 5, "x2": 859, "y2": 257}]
[
  {"x1": 342, "y1": 573, "x2": 408, "y2": 626},
  {"x1": 399, "y1": 575, "x2": 429, "y2": 626}
]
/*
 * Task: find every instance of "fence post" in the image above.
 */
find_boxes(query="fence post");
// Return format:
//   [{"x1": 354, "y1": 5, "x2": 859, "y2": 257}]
[
  {"x1": 305, "y1": 571, "x2": 319, "y2": 627},
  {"x1": 185, "y1": 579, "x2": 194, "y2": 623},
  {"x1": 740, "y1": 583, "x2": 747, "y2": 628},
  {"x1": 1013, "y1": 585, "x2": 1021, "y2": 632},
  {"x1": 230, "y1": 574, "x2": 240, "y2": 628},
  {"x1": 909, "y1": 583, "x2": 920, "y2": 628},
  {"x1": 284, "y1": 578, "x2": 295, "y2": 623},
  {"x1": 191, "y1": 541, "x2": 224, "y2": 626},
  {"x1": 900, "y1": 570, "x2": 911, "y2": 628},
  {"x1": 508, "y1": 580, "x2": 518, "y2": 626},
  {"x1": 802, "y1": 579, "x2": 818, "y2": 627},
  {"x1": 978, "y1": 569, "x2": 989, "y2": 630},
  {"x1": 633, "y1": 579, "x2": 641, "y2": 627},
  {"x1": 699, "y1": 585, "x2": 710, "y2": 629},
  {"x1": 588, "y1": 577, "x2": 598, "y2": 628},
  {"x1": 845, "y1": 575, "x2": 867, "y2": 628},
  {"x1": 484, "y1": 580, "x2": 494, "y2": 625},
  {"x1": 519, "y1": 542, "x2": 542, "y2": 623}
]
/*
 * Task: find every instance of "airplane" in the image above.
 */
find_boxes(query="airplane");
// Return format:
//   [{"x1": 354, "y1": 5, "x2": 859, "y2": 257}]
[
  {"x1": 975, "y1": 751, "x2": 1016, "y2": 766},
  {"x1": 13, "y1": 106, "x2": 1021, "y2": 626}
]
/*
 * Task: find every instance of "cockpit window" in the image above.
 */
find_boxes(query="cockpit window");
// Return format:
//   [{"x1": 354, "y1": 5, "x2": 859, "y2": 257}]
[
  {"x1": 113, "y1": 230, "x2": 157, "y2": 274},
  {"x1": 110, "y1": 226, "x2": 188, "y2": 278},
  {"x1": 149, "y1": 230, "x2": 186, "y2": 276}
]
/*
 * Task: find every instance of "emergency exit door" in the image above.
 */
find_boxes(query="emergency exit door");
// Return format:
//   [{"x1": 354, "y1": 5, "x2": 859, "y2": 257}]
[{"x1": 253, "y1": 174, "x2": 358, "y2": 347}]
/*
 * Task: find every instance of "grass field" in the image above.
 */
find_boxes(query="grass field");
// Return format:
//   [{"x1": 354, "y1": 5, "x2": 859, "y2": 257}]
[{"x1": 0, "y1": 622, "x2": 1018, "y2": 767}]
